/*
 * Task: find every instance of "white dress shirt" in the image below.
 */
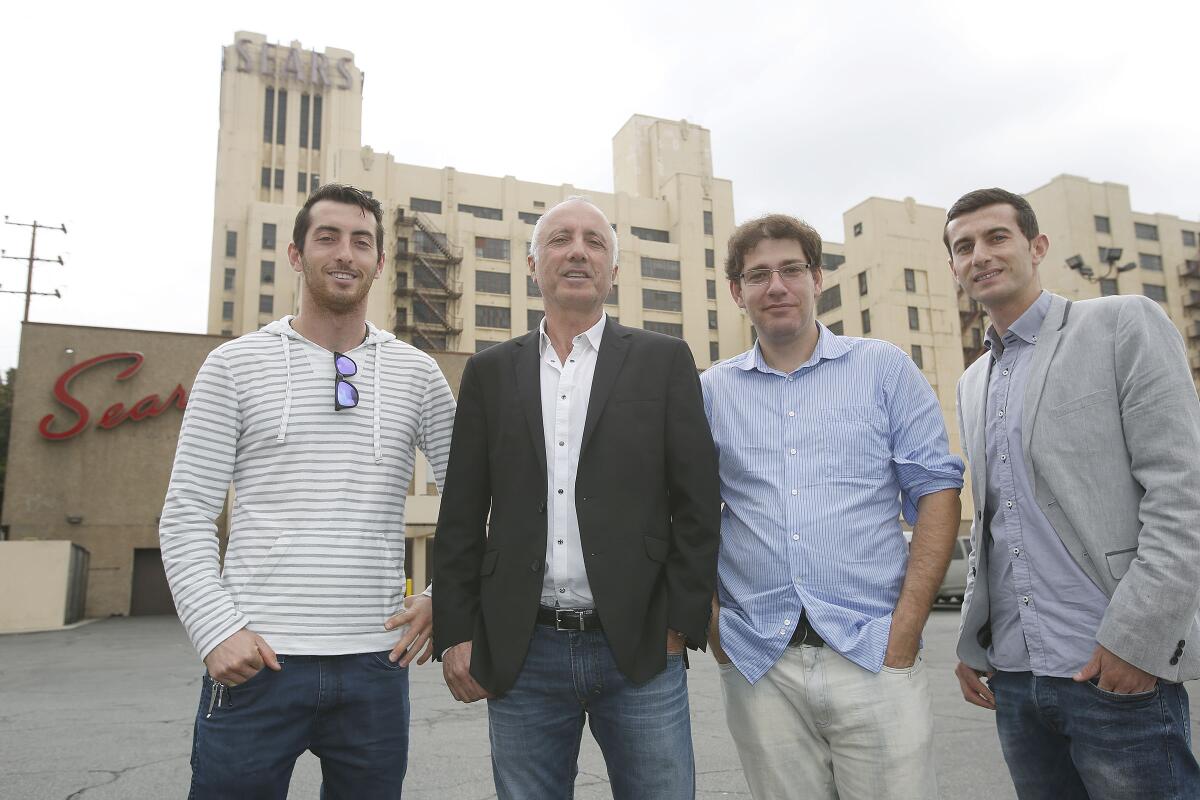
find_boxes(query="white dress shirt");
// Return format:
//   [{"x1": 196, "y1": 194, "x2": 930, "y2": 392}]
[{"x1": 538, "y1": 313, "x2": 606, "y2": 608}]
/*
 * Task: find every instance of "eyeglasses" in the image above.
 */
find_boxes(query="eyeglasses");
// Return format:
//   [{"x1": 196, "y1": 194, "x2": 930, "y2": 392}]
[
  {"x1": 334, "y1": 352, "x2": 359, "y2": 411},
  {"x1": 738, "y1": 263, "x2": 814, "y2": 287}
]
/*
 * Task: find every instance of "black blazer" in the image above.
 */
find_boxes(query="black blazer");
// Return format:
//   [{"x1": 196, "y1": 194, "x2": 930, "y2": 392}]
[{"x1": 432, "y1": 318, "x2": 720, "y2": 694}]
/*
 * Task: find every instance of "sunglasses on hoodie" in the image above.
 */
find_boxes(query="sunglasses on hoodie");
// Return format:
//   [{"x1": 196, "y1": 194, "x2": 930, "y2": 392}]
[{"x1": 334, "y1": 352, "x2": 359, "y2": 411}]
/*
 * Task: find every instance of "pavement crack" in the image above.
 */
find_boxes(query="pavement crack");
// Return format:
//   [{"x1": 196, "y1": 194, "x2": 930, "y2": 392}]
[{"x1": 64, "y1": 753, "x2": 188, "y2": 799}]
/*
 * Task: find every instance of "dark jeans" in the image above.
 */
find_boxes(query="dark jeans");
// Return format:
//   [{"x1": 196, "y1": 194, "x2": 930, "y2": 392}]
[
  {"x1": 189, "y1": 651, "x2": 410, "y2": 800},
  {"x1": 487, "y1": 625, "x2": 695, "y2": 799},
  {"x1": 990, "y1": 670, "x2": 1199, "y2": 800}
]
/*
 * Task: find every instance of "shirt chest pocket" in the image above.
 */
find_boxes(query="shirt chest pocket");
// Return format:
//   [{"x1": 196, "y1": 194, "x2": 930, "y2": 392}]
[{"x1": 818, "y1": 406, "x2": 889, "y2": 479}]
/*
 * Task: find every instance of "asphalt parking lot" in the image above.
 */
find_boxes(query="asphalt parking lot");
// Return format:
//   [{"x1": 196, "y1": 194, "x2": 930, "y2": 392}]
[{"x1": 1, "y1": 610, "x2": 1196, "y2": 799}]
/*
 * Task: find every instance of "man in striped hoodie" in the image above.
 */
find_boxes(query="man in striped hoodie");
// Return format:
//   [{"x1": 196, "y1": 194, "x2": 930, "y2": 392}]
[{"x1": 160, "y1": 184, "x2": 456, "y2": 798}]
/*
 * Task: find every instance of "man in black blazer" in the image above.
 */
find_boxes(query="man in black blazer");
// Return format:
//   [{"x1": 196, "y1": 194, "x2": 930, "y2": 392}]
[{"x1": 433, "y1": 196, "x2": 720, "y2": 799}]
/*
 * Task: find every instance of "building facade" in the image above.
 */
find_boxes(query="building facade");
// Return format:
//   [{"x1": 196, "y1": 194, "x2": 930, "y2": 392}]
[{"x1": 209, "y1": 32, "x2": 751, "y2": 366}]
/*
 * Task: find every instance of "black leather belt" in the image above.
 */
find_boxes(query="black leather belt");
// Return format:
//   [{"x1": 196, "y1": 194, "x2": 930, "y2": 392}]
[
  {"x1": 537, "y1": 606, "x2": 603, "y2": 632},
  {"x1": 788, "y1": 613, "x2": 825, "y2": 648}
]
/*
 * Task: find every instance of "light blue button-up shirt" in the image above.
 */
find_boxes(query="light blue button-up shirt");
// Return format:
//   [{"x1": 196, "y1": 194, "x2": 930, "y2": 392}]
[
  {"x1": 701, "y1": 325, "x2": 964, "y2": 683},
  {"x1": 983, "y1": 292, "x2": 1108, "y2": 676}
]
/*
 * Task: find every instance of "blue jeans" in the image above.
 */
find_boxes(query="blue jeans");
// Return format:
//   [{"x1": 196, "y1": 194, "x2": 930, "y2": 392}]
[
  {"x1": 487, "y1": 625, "x2": 695, "y2": 799},
  {"x1": 990, "y1": 670, "x2": 1199, "y2": 800},
  {"x1": 189, "y1": 651, "x2": 410, "y2": 799}
]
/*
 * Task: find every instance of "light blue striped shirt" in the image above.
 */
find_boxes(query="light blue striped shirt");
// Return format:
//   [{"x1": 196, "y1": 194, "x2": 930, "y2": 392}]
[{"x1": 701, "y1": 325, "x2": 964, "y2": 683}]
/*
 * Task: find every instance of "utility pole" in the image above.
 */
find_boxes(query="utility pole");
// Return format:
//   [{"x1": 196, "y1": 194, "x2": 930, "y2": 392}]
[{"x1": 2, "y1": 216, "x2": 67, "y2": 322}]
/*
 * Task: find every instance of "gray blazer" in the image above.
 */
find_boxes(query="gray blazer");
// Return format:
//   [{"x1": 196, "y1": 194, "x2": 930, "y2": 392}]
[{"x1": 956, "y1": 293, "x2": 1200, "y2": 682}]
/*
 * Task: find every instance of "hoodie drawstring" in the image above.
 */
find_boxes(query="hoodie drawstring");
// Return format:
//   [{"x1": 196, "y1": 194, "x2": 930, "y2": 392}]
[
  {"x1": 373, "y1": 341, "x2": 383, "y2": 464},
  {"x1": 277, "y1": 334, "x2": 293, "y2": 443}
]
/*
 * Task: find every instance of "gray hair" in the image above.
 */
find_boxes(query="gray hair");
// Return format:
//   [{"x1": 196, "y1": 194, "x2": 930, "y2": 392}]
[{"x1": 528, "y1": 195, "x2": 620, "y2": 268}]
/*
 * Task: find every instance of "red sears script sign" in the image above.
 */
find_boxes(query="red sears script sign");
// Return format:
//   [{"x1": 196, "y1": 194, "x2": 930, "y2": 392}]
[{"x1": 39, "y1": 352, "x2": 188, "y2": 441}]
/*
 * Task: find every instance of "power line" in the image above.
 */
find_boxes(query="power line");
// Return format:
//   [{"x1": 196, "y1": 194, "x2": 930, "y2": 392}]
[{"x1": 2, "y1": 216, "x2": 67, "y2": 322}]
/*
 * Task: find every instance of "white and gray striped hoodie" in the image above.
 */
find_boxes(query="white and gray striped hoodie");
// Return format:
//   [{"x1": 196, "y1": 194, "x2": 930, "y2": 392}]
[{"x1": 160, "y1": 317, "x2": 455, "y2": 660}]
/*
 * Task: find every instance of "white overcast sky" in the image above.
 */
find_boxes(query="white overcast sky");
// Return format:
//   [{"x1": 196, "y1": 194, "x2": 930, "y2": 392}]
[{"x1": 2, "y1": 0, "x2": 1197, "y2": 371}]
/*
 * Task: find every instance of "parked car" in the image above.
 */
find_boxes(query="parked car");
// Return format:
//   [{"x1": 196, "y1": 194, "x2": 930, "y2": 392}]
[{"x1": 935, "y1": 537, "x2": 972, "y2": 606}]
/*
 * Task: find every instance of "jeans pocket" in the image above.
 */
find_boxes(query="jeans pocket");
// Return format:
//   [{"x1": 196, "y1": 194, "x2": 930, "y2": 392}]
[
  {"x1": 369, "y1": 650, "x2": 407, "y2": 671},
  {"x1": 881, "y1": 655, "x2": 923, "y2": 675},
  {"x1": 1084, "y1": 678, "x2": 1159, "y2": 704}
]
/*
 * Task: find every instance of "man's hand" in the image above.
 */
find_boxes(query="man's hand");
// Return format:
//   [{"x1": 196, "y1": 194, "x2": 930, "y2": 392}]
[
  {"x1": 667, "y1": 629, "x2": 686, "y2": 655},
  {"x1": 708, "y1": 596, "x2": 731, "y2": 665},
  {"x1": 1074, "y1": 644, "x2": 1157, "y2": 694},
  {"x1": 955, "y1": 661, "x2": 995, "y2": 710},
  {"x1": 883, "y1": 625, "x2": 920, "y2": 669},
  {"x1": 384, "y1": 593, "x2": 434, "y2": 667},
  {"x1": 442, "y1": 642, "x2": 493, "y2": 703},
  {"x1": 203, "y1": 628, "x2": 280, "y2": 686}
]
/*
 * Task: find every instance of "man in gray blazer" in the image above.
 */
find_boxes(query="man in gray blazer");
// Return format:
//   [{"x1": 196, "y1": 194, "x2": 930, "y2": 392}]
[{"x1": 946, "y1": 187, "x2": 1200, "y2": 798}]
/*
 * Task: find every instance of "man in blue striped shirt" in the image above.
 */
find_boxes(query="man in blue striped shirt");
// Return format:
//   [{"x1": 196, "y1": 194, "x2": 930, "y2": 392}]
[{"x1": 701, "y1": 214, "x2": 964, "y2": 800}]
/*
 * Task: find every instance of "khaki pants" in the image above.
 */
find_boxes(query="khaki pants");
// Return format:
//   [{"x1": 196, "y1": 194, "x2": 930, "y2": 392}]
[{"x1": 719, "y1": 644, "x2": 937, "y2": 800}]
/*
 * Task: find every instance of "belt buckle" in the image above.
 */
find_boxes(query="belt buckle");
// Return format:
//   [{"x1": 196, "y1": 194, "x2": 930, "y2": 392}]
[{"x1": 555, "y1": 609, "x2": 585, "y2": 631}]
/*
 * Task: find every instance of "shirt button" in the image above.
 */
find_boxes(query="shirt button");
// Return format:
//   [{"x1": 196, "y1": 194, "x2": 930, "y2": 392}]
[
  {"x1": 559, "y1": 441, "x2": 565, "y2": 446},
  {"x1": 998, "y1": 410, "x2": 1005, "y2": 418},
  {"x1": 1031, "y1": 335, "x2": 1038, "y2": 342},
  {"x1": 791, "y1": 489, "x2": 798, "y2": 495},
  {"x1": 1021, "y1": 596, "x2": 1030, "y2": 605},
  {"x1": 787, "y1": 376, "x2": 794, "y2": 382},
  {"x1": 1012, "y1": 547, "x2": 1020, "y2": 557},
  {"x1": 789, "y1": 448, "x2": 797, "y2": 455},
  {"x1": 560, "y1": 395, "x2": 566, "y2": 400},
  {"x1": 792, "y1": 534, "x2": 800, "y2": 541},
  {"x1": 1000, "y1": 454, "x2": 1007, "y2": 462},
  {"x1": 557, "y1": 489, "x2": 564, "y2": 494},
  {"x1": 1006, "y1": 500, "x2": 1013, "y2": 508},
  {"x1": 559, "y1": 588, "x2": 566, "y2": 593},
  {"x1": 788, "y1": 411, "x2": 796, "y2": 417},
  {"x1": 1002, "y1": 369, "x2": 1009, "y2": 376},
  {"x1": 784, "y1": 619, "x2": 792, "y2": 625},
  {"x1": 779, "y1": 629, "x2": 787, "y2": 636}
]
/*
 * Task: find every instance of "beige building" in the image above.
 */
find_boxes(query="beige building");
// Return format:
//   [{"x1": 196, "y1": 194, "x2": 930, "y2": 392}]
[
  {"x1": 209, "y1": 32, "x2": 750, "y2": 366},
  {"x1": 815, "y1": 175, "x2": 1200, "y2": 530}
]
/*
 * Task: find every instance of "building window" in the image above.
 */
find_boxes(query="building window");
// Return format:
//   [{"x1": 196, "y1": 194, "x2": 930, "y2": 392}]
[
  {"x1": 706, "y1": 279, "x2": 716, "y2": 300},
  {"x1": 861, "y1": 308, "x2": 871, "y2": 335},
  {"x1": 275, "y1": 89, "x2": 287, "y2": 145},
  {"x1": 1142, "y1": 283, "x2": 1167, "y2": 303},
  {"x1": 606, "y1": 286, "x2": 619, "y2": 305},
  {"x1": 1099, "y1": 278, "x2": 1118, "y2": 296},
  {"x1": 816, "y1": 284, "x2": 842, "y2": 315},
  {"x1": 221, "y1": 329, "x2": 232, "y2": 337},
  {"x1": 260, "y1": 261, "x2": 275, "y2": 284},
  {"x1": 475, "y1": 270, "x2": 511, "y2": 294},
  {"x1": 1184, "y1": 230, "x2": 1197, "y2": 248},
  {"x1": 527, "y1": 275, "x2": 542, "y2": 297},
  {"x1": 262, "y1": 223, "x2": 276, "y2": 250},
  {"x1": 643, "y1": 288, "x2": 682, "y2": 312},
  {"x1": 396, "y1": 307, "x2": 407, "y2": 327},
  {"x1": 1098, "y1": 246, "x2": 1109, "y2": 264},
  {"x1": 259, "y1": 295, "x2": 273, "y2": 314},
  {"x1": 414, "y1": 230, "x2": 449, "y2": 254},
  {"x1": 640, "y1": 257, "x2": 681, "y2": 280},
  {"x1": 645, "y1": 321, "x2": 683, "y2": 338},
  {"x1": 458, "y1": 203, "x2": 503, "y2": 221},
  {"x1": 225, "y1": 231, "x2": 237, "y2": 258},
  {"x1": 260, "y1": 167, "x2": 271, "y2": 189},
  {"x1": 857, "y1": 271, "x2": 868, "y2": 296},
  {"x1": 904, "y1": 269, "x2": 916, "y2": 292},
  {"x1": 411, "y1": 197, "x2": 442, "y2": 215},
  {"x1": 414, "y1": 299, "x2": 448, "y2": 324},
  {"x1": 273, "y1": 169, "x2": 284, "y2": 190},
  {"x1": 414, "y1": 263, "x2": 448, "y2": 289},
  {"x1": 263, "y1": 87, "x2": 275, "y2": 143},
  {"x1": 223, "y1": 268, "x2": 235, "y2": 291},
  {"x1": 475, "y1": 340, "x2": 498, "y2": 353},
  {"x1": 822, "y1": 253, "x2": 845, "y2": 270},
  {"x1": 527, "y1": 309, "x2": 545, "y2": 331},
  {"x1": 703, "y1": 210, "x2": 713, "y2": 236},
  {"x1": 705, "y1": 249, "x2": 715, "y2": 269},
  {"x1": 631, "y1": 226, "x2": 670, "y2": 243},
  {"x1": 312, "y1": 95, "x2": 323, "y2": 150},
  {"x1": 908, "y1": 306, "x2": 920, "y2": 330},
  {"x1": 475, "y1": 305, "x2": 511, "y2": 329},
  {"x1": 1094, "y1": 215, "x2": 1110, "y2": 234},
  {"x1": 222, "y1": 301, "x2": 234, "y2": 320},
  {"x1": 911, "y1": 345, "x2": 924, "y2": 369},
  {"x1": 1139, "y1": 253, "x2": 1163, "y2": 271},
  {"x1": 519, "y1": 211, "x2": 541, "y2": 225},
  {"x1": 1187, "y1": 259, "x2": 1200, "y2": 274},
  {"x1": 475, "y1": 237, "x2": 510, "y2": 260},
  {"x1": 827, "y1": 320, "x2": 844, "y2": 335},
  {"x1": 299, "y1": 94, "x2": 310, "y2": 148},
  {"x1": 709, "y1": 341, "x2": 719, "y2": 362},
  {"x1": 1134, "y1": 222, "x2": 1159, "y2": 241},
  {"x1": 311, "y1": 174, "x2": 320, "y2": 192},
  {"x1": 853, "y1": 222, "x2": 863, "y2": 237},
  {"x1": 708, "y1": 310, "x2": 718, "y2": 330},
  {"x1": 298, "y1": 172, "x2": 307, "y2": 193}
]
